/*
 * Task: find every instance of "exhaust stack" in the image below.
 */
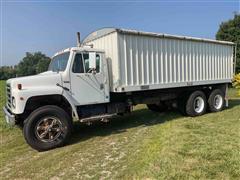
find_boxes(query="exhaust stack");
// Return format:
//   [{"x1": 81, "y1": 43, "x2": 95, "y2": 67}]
[{"x1": 77, "y1": 32, "x2": 81, "y2": 47}]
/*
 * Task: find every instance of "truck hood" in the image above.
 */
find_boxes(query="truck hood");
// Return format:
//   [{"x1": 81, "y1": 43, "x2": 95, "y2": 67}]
[{"x1": 7, "y1": 71, "x2": 62, "y2": 90}]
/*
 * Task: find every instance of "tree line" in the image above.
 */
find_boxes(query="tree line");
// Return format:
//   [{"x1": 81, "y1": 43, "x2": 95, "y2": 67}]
[
  {"x1": 216, "y1": 13, "x2": 240, "y2": 73},
  {"x1": 0, "y1": 14, "x2": 239, "y2": 80},
  {"x1": 0, "y1": 52, "x2": 51, "y2": 80}
]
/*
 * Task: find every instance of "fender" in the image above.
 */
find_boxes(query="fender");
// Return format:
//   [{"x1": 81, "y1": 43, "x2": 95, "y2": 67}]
[
  {"x1": 11, "y1": 86, "x2": 63, "y2": 114},
  {"x1": 13, "y1": 89, "x2": 79, "y2": 120}
]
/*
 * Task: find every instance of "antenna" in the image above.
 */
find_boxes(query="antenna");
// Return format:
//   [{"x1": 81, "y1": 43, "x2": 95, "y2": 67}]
[{"x1": 77, "y1": 32, "x2": 81, "y2": 47}]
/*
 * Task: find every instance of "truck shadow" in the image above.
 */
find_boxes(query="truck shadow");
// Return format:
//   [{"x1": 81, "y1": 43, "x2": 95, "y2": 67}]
[
  {"x1": 227, "y1": 99, "x2": 240, "y2": 109},
  {"x1": 70, "y1": 109, "x2": 181, "y2": 145},
  {"x1": 69, "y1": 99, "x2": 240, "y2": 146}
]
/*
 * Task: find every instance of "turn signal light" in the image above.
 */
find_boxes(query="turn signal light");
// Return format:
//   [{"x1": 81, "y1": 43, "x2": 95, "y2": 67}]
[{"x1": 17, "y1": 84, "x2": 22, "y2": 90}]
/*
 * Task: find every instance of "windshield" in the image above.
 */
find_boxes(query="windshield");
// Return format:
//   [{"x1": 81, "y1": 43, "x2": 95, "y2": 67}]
[{"x1": 48, "y1": 52, "x2": 70, "y2": 72}]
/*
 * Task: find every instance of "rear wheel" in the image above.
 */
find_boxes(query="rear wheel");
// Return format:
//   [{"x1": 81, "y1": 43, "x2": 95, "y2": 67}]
[
  {"x1": 23, "y1": 105, "x2": 73, "y2": 151},
  {"x1": 186, "y1": 91, "x2": 207, "y2": 117},
  {"x1": 208, "y1": 89, "x2": 225, "y2": 112}
]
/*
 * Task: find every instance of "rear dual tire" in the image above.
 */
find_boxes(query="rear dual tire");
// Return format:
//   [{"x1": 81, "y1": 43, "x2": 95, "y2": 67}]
[
  {"x1": 179, "y1": 89, "x2": 224, "y2": 117},
  {"x1": 207, "y1": 89, "x2": 225, "y2": 112},
  {"x1": 185, "y1": 91, "x2": 207, "y2": 117}
]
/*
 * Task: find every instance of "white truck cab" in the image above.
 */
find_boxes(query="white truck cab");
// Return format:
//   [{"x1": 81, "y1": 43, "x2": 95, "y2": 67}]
[
  {"x1": 3, "y1": 29, "x2": 234, "y2": 151},
  {"x1": 3, "y1": 46, "x2": 113, "y2": 151},
  {"x1": 4, "y1": 47, "x2": 110, "y2": 119}
]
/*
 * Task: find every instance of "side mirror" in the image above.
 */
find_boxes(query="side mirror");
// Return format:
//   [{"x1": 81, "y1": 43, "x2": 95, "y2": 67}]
[{"x1": 89, "y1": 52, "x2": 96, "y2": 70}]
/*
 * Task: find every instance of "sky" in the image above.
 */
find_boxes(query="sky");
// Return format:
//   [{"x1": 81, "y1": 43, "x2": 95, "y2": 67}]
[{"x1": 0, "y1": 0, "x2": 239, "y2": 66}]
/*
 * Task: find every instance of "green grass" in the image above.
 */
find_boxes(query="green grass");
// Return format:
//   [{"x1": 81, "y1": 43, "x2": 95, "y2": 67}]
[{"x1": 0, "y1": 80, "x2": 240, "y2": 179}]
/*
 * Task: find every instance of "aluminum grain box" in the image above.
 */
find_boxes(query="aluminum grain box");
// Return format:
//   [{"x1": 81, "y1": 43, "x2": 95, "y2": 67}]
[{"x1": 83, "y1": 28, "x2": 235, "y2": 92}]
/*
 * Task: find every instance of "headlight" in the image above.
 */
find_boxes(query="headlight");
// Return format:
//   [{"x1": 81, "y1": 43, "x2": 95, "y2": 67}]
[{"x1": 12, "y1": 97, "x2": 16, "y2": 108}]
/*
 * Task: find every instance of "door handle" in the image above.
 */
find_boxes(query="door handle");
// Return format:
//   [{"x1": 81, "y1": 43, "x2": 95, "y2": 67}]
[{"x1": 100, "y1": 83, "x2": 104, "y2": 90}]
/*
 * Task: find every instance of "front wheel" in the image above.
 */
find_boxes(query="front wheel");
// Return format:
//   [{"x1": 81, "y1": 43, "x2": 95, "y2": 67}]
[{"x1": 23, "y1": 105, "x2": 73, "y2": 151}]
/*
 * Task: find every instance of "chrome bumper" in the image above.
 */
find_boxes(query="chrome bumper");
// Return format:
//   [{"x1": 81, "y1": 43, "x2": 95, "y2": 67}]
[{"x1": 3, "y1": 106, "x2": 15, "y2": 125}]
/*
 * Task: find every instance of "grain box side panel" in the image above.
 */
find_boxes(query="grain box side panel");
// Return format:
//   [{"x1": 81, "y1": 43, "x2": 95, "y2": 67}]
[{"x1": 116, "y1": 33, "x2": 234, "y2": 92}]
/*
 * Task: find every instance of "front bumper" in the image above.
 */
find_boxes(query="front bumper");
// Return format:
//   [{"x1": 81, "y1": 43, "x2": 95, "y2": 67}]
[{"x1": 3, "y1": 106, "x2": 15, "y2": 125}]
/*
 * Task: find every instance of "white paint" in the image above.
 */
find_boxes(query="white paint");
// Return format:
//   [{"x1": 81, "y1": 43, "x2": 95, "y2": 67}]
[{"x1": 83, "y1": 28, "x2": 234, "y2": 92}]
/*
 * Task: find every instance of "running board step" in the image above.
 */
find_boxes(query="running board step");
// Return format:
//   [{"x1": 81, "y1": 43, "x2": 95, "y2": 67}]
[{"x1": 80, "y1": 114, "x2": 117, "y2": 123}]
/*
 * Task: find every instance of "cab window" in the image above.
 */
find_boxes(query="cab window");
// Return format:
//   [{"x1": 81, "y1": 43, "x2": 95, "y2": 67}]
[
  {"x1": 49, "y1": 52, "x2": 70, "y2": 72},
  {"x1": 83, "y1": 53, "x2": 101, "y2": 73},
  {"x1": 83, "y1": 53, "x2": 90, "y2": 72},
  {"x1": 72, "y1": 54, "x2": 84, "y2": 73},
  {"x1": 96, "y1": 54, "x2": 100, "y2": 73},
  {"x1": 72, "y1": 53, "x2": 101, "y2": 73}
]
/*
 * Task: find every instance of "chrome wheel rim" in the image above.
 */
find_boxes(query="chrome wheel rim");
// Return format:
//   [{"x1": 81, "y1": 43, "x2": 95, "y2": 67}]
[
  {"x1": 213, "y1": 94, "x2": 223, "y2": 110},
  {"x1": 194, "y1": 96, "x2": 205, "y2": 113},
  {"x1": 35, "y1": 117, "x2": 63, "y2": 143}
]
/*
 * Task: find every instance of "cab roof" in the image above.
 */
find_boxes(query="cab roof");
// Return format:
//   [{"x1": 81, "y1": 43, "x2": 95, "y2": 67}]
[{"x1": 53, "y1": 47, "x2": 105, "y2": 57}]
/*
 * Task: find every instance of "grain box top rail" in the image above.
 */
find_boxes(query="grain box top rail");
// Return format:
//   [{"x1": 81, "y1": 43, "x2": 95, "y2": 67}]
[{"x1": 83, "y1": 27, "x2": 235, "y2": 46}]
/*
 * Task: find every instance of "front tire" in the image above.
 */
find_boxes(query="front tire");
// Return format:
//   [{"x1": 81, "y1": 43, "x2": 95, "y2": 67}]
[
  {"x1": 186, "y1": 91, "x2": 207, "y2": 117},
  {"x1": 23, "y1": 105, "x2": 73, "y2": 151}
]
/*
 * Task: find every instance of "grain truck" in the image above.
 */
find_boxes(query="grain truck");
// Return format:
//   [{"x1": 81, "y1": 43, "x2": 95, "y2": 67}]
[{"x1": 3, "y1": 28, "x2": 236, "y2": 151}]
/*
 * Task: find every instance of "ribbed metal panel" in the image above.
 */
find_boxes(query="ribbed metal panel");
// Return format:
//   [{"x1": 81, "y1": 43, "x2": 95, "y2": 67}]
[
  {"x1": 85, "y1": 29, "x2": 234, "y2": 92},
  {"x1": 118, "y1": 33, "x2": 233, "y2": 89}
]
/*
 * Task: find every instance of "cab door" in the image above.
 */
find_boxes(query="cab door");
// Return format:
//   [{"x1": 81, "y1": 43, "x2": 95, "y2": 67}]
[{"x1": 70, "y1": 52, "x2": 109, "y2": 105}]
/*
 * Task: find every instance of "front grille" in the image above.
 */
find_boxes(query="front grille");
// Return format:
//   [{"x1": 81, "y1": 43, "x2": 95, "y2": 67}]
[{"x1": 6, "y1": 83, "x2": 12, "y2": 109}]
